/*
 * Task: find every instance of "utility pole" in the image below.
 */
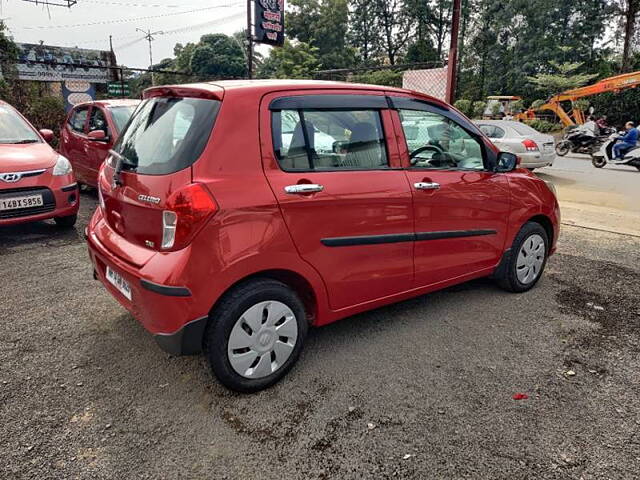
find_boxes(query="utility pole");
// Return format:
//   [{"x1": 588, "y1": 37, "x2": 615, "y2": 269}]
[
  {"x1": 246, "y1": 0, "x2": 253, "y2": 79},
  {"x1": 136, "y1": 27, "x2": 163, "y2": 85},
  {"x1": 445, "y1": 0, "x2": 461, "y2": 104}
]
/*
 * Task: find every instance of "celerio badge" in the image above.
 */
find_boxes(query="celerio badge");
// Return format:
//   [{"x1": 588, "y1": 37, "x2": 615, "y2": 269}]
[{"x1": 138, "y1": 194, "x2": 161, "y2": 205}]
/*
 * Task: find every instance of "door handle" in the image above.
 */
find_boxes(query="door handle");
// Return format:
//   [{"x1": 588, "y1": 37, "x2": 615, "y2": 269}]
[
  {"x1": 284, "y1": 184, "x2": 324, "y2": 194},
  {"x1": 414, "y1": 182, "x2": 440, "y2": 190}
]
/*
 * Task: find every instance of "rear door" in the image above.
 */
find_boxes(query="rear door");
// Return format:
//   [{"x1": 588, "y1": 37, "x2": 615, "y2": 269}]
[
  {"x1": 101, "y1": 94, "x2": 221, "y2": 250},
  {"x1": 261, "y1": 91, "x2": 415, "y2": 311},
  {"x1": 390, "y1": 96, "x2": 510, "y2": 287}
]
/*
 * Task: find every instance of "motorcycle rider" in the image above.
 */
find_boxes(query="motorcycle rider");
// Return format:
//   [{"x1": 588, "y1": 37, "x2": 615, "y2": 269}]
[
  {"x1": 596, "y1": 115, "x2": 609, "y2": 131},
  {"x1": 583, "y1": 116, "x2": 599, "y2": 136},
  {"x1": 613, "y1": 121, "x2": 638, "y2": 160}
]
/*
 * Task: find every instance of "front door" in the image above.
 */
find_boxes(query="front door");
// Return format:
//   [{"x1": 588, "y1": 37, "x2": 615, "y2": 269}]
[
  {"x1": 391, "y1": 98, "x2": 511, "y2": 287},
  {"x1": 261, "y1": 92, "x2": 415, "y2": 311},
  {"x1": 64, "y1": 106, "x2": 90, "y2": 183},
  {"x1": 86, "y1": 106, "x2": 112, "y2": 187}
]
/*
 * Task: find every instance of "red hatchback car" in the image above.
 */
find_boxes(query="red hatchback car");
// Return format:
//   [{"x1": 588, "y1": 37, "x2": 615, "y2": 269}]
[
  {"x1": 0, "y1": 101, "x2": 79, "y2": 227},
  {"x1": 59, "y1": 99, "x2": 139, "y2": 188},
  {"x1": 87, "y1": 81, "x2": 560, "y2": 392}
]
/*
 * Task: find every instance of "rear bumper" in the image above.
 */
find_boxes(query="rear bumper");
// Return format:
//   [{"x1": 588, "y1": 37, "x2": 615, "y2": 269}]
[
  {"x1": 86, "y1": 211, "x2": 209, "y2": 354},
  {"x1": 0, "y1": 176, "x2": 79, "y2": 226},
  {"x1": 519, "y1": 151, "x2": 555, "y2": 168}
]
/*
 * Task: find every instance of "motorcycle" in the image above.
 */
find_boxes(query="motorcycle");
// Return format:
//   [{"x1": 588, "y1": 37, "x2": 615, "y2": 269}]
[
  {"x1": 555, "y1": 126, "x2": 614, "y2": 156},
  {"x1": 591, "y1": 132, "x2": 640, "y2": 171}
]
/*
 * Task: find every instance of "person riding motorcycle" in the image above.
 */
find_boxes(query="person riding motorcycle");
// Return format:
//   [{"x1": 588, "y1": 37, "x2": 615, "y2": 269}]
[
  {"x1": 582, "y1": 116, "x2": 599, "y2": 136},
  {"x1": 596, "y1": 115, "x2": 609, "y2": 131},
  {"x1": 613, "y1": 121, "x2": 638, "y2": 160}
]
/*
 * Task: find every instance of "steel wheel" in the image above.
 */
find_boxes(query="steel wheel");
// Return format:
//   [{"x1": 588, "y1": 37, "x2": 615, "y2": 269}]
[
  {"x1": 555, "y1": 141, "x2": 571, "y2": 156},
  {"x1": 227, "y1": 300, "x2": 298, "y2": 379},
  {"x1": 516, "y1": 234, "x2": 546, "y2": 285}
]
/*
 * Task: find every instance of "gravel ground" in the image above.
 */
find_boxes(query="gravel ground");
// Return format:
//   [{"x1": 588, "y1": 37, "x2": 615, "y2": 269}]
[{"x1": 1, "y1": 191, "x2": 639, "y2": 479}]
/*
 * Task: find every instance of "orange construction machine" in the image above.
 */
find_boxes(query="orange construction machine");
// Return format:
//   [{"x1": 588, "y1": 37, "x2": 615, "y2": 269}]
[{"x1": 518, "y1": 71, "x2": 640, "y2": 127}]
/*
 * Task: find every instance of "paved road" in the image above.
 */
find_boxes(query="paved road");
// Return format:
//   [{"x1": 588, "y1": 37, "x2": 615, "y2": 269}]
[
  {"x1": 537, "y1": 154, "x2": 640, "y2": 236},
  {"x1": 2, "y1": 192, "x2": 640, "y2": 479}
]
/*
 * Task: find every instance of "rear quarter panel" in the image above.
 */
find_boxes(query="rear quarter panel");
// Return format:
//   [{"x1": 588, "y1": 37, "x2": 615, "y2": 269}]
[{"x1": 190, "y1": 87, "x2": 330, "y2": 325}]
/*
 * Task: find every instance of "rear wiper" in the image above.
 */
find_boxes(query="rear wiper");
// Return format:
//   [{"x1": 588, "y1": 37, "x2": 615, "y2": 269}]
[
  {"x1": 109, "y1": 149, "x2": 137, "y2": 187},
  {"x1": 9, "y1": 139, "x2": 39, "y2": 144}
]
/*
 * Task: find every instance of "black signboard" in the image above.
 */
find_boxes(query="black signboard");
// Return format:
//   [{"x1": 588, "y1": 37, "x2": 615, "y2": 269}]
[{"x1": 253, "y1": 0, "x2": 285, "y2": 47}]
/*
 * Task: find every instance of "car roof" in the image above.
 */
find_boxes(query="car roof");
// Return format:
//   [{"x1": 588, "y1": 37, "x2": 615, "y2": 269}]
[{"x1": 143, "y1": 79, "x2": 448, "y2": 108}]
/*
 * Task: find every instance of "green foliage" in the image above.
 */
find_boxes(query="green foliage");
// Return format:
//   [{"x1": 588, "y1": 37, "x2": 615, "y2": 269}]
[
  {"x1": 472, "y1": 101, "x2": 487, "y2": 118},
  {"x1": 491, "y1": 102, "x2": 501, "y2": 116},
  {"x1": 523, "y1": 119, "x2": 563, "y2": 133},
  {"x1": 531, "y1": 100, "x2": 546, "y2": 109},
  {"x1": 512, "y1": 100, "x2": 525, "y2": 112},
  {"x1": 527, "y1": 61, "x2": 599, "y2": 97},
  {"x1": 258, "y1": 40, "x2": 320, "y2": 79},
  {"x1": 454, "y1": 99, "x2": 473, "y2": 117},
  {"x1": 190, "y1": 34, "x2": 246, "y2": 79},
  {"x1": 352, "y1": 69, "x2": 403, "y2": 87},
  {"x1": 405, "y1": 39, "x2": 439, "y2": 63},
  {"x1": 287, "y1": 0, "x2": 356, "y2": 69},
  {"x1": 590, "y1": 89, "x2": 640, "y2": 128},
  {"x1": 573, "y1": 98, "x2": 590, "y2": 112}
]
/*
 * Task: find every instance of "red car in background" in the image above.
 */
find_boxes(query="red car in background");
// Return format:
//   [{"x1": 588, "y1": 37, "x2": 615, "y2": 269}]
[
  {"x1": 59, "y1": 99, "x2": 139, "y2": 188},
  {"x1": 0, "y1": 100, "x2": 79, "y2": 227}
]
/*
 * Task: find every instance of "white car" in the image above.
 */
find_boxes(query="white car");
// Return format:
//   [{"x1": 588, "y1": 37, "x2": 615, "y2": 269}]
[{"x1": 474, "y1": 120, "x2": 555, "y2": 170}]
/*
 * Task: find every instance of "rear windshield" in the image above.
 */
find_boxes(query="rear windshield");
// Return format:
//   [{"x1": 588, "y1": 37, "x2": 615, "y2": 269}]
[
  {"x1": 510, "y1": 122, "x2": 541, "y2": 136},
  {"x1": 0, "y1": 105, "x2": 40, "y2": 144},
  {"x1": 110, "y1": 105, "x2": 137, "y2": 133},
  {"x1": 112, "y1": 96, "x2": 220, "y2": 175}
]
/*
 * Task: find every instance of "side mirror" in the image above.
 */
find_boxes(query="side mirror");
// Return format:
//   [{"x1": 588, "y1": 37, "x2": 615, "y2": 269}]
[
  {"x1": 39, "y1": 129, "x2": 54, "y2": 143},
  {"x1": 495, "y1": 151, "x2": 519, "y2": 172},
  {"x1": 88, "y1": 129, "x2": 108, "y2": 142}
]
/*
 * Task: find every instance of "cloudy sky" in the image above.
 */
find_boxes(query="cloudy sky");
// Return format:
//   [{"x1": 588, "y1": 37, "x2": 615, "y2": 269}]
[{"x1": 1, "y1": 0, "x2": 249, "y2": 67}]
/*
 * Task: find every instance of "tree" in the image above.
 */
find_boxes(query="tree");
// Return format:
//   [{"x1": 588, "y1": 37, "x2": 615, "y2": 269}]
[
  {"x1": 617, "y1": 0, "x2": 640, "y2": 71},
  {"x1": 373, "y1": 0, "x2": 412, "y2": 65},
  {"x1": 527, "y1": 61, "x2": 599, "y2": 96},
  {"x1": 258, "y1": 40, "x2": 320, "y2": 79},
  {"x1": 349, "y1": 0, "x2": 382, "y2": 64},
  {"x1": 287, "y1": 0, "x2": 356, "y2": 69},
  {"x1": 0, "y1": 21, "x2": 19, "y2": 101},
  {"x1": 190, "y1": 34, "x2": 246, "y2": 79}
]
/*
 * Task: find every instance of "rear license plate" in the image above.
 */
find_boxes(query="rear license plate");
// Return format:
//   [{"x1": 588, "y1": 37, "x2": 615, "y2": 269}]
[
  {"x1": 106, "y1": 266, "x2": 132, "y2": 301},
  {"x1": 544, "y1": 144, "x2": 554, "y2": 152},
  {"x1": 0, "y1": 194, "x2": 44, "y2": 211}
]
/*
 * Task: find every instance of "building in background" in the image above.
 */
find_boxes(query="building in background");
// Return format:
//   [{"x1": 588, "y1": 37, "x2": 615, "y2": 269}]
[{"x1": 14, "y1": 43, "x2": 117, "y2": 111}]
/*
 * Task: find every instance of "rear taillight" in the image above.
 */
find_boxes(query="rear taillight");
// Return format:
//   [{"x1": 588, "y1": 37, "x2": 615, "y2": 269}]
[
  {"x1": 522, "y1": 139, "x2": 539, "y2": 152},
  {"x1": 161, "y1": 183, "x2": 217, "y2": 250}
]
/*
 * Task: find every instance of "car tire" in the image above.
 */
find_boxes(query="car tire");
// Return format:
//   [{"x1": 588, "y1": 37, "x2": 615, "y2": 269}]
[
  {"x1": 54, "y1": 214, "x2": 77, "y2": 228},
  {"x1": 204, "y1": 278, "x2": 308, "y2": 393},
  {"x1": 496, "y1": 222, "x2": 549, "y2": 293}
]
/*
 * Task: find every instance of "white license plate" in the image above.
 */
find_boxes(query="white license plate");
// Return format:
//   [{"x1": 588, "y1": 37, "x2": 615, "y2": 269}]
[
  {"x1": 544, "y1": 144, "x2": 554, "y2": 152},
  {"x1": 106, "y1": 266, "x2": 132, "y2": 301},
  {"x1": 0, "y1": 194, "x2": 44, "y2": 211}
]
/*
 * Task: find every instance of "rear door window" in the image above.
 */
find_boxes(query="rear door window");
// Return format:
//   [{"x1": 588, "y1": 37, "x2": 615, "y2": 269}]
[
  {"x1": 272, "y1": 108, "x2": 388, "y2": 171},
  {"x1": 112, "y1": 97, "x2": 220, "y2": 175}
]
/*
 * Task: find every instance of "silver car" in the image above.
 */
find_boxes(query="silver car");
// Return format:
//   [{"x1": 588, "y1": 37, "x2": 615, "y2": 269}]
[{"x1": 474, "y1": 120, "x2": 555, "y2": 170}]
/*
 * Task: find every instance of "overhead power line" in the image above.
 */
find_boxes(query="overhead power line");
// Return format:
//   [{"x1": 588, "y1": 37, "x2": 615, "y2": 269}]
[{"x1": 13, "y1": 4, "x2": 243, "y2": 30}]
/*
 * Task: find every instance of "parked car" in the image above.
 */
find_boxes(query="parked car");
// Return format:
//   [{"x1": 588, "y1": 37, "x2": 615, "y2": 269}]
[
  {"x1": 59, "y1": 99, "x2": 139, "y2": 188},
  {"x1": 474, "y1": 120, "x2": 555, "y2": 170},
  {"x1": 0, "y1": 100, "x2": 79, "y2": 227},
  {"x1": 86, "y1": 81, "x2": 560, "y2": 392}
]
